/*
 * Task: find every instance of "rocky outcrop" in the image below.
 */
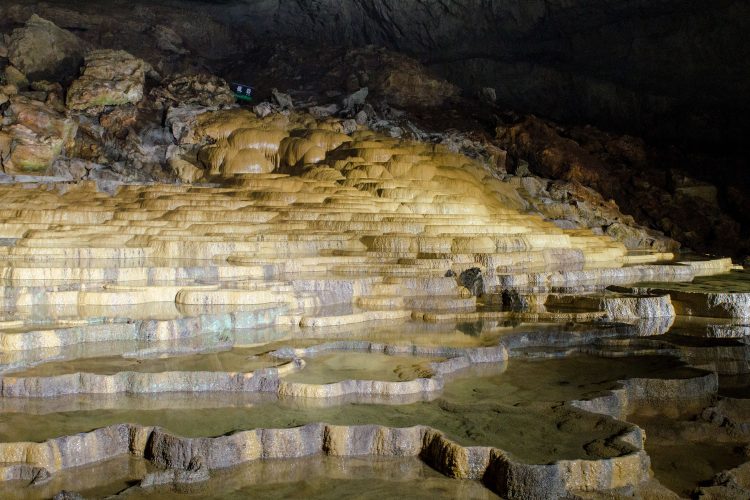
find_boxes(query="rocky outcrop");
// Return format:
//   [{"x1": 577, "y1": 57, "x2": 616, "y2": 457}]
[
  {"x1": 150, "y1": 73, "x2": 235, "y2": 110},
  {"x1": 509, "y1": 175, "x2": 678, "y2": 252},
  {"x1": 7, "y1": 14, "x2": 85, "y2": 82},
  {"x1": 0, "y1": 96, "x2": 77, "y2": 173},
  {"x1": 66, "y1": 50, "x2": 147, "y2": 112},
  {"x1": 6, "y1": 0, "x2": 747, "y2": 153},
  {"x1": 217, "y1": 0, "x2": 750, "y2": 151},
  {"x1": 544, "y1": 292, "x2": 676, "y2": 322},
  {"x1": 497, "y1": 115, "x2": 745, "y2": 255},
  {"x1": 620, "y1": 287, "x2": 750, "y2": 320},
  {"x1": 336, "y1": 47, "x2": 458, "y2": 108}
]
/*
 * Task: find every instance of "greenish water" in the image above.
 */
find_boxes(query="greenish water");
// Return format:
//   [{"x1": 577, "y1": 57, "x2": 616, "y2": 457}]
[
  {"x1": 0, "y1": 456, "x2": 499, "y2": 500},
  {"x1": 283, "y1": 351, "x2": 441, "y2": 383},
  {"x1": 0, "y1": 353, "x2": 700, "y2": 465},
  {"x1": 634, "y1": 269, "x2": 750, "y2": 293},
  {"x1": 9, "y1": 347, "x2": 279, "y2": 377}
]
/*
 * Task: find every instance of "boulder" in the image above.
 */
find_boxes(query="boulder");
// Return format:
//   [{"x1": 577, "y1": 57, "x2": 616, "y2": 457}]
[
  {"x1": 342, "y1": 87, "x2": 368, "y2": 112},
  {"x1": 308, "y1": 103, "x2": 339, "y2": 118},
  {"x1": 372, "y1": 52, "x2": 458, "y2": 107},
  {"x1": 151, "y1": 73, "x2": 235, "y2": 109},
  {"x1": 7, "y1": 15, "x2": 85, "y2": 81},
  {"x1": 271, "y1": 88, "x2": 294, "y2": 110},
  {"x1": 150, "y1": 24, "x2": 189, "y2": 55},
  {"x1": 66, "y1": 50, "x2": 147, "y2": 112},
  {"x1": 253, "y1": 102, "x2": 274, "y2": 118},
  {"x1": 1, "y1": 83, "x2": 19, "y2": 97},
  {"x1": 98, "y1": 105, "x2": 138, "y2": 139},
  {"x1": 337, "y1": 48, "x2": 457, "y2": 108},
  {"x1": 167, "y1": 145, "x2": 204, "y2": 183},
  {"x1": 0, "y1": 96, "x2": 77, "y2": 174},
  {"x1": 497, "y1": 116, "x2": 608, "y2": 188},
  {"x1": 3, "y1": 65, "x2": 28, "y2": 88},
  {"x1": 459, "y1": 268, "x2": 485, "y2": 297}
]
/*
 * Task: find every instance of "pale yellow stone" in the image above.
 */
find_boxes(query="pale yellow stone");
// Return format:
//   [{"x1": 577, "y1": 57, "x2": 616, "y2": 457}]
[{"x1": 3, "y1": 66, "x2": 28, "y2": 88}]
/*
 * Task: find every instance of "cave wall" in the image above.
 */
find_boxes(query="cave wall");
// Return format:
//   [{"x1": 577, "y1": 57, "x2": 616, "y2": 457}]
[{"x1": 220, "y1": 0, "x2": 750, "y2": 152}]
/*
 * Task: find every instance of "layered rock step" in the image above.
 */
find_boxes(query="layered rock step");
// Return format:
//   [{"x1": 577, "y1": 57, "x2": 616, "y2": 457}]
[{"x1": 0, "y1": 106, "x2": 744, "y2": 499}]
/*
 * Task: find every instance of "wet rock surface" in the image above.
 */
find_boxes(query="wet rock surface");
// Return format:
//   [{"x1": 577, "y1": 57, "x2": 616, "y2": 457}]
[{"x1": 0, "y1": 3, "x2": 747, "y2": 499}]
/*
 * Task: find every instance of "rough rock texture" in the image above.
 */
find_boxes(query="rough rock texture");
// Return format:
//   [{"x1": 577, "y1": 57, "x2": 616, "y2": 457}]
[
  {"x1": 220, "y1": 0, "x2": 749, "y2": 152},
  {"x1": 3, "y1": 65, "x2": 28, "y2": 89},
  {"x1": 5, "y1": 1, "x2": 747, "y2": 153},
  {"x1": 0, "y1": 96, "x2": 77, "y2": 174},
  {"x1": 510, "y1": 175, "x2": 678, "y2": 252},
  {"x1": 626, "y1": 288, "x2": 750, "y2": 320},
  {"x1": 7, "y1": 14, "x2": 85, "y2": 82},
  {"x1": 66, "y1": 50, "x2": 147, "y2": 112},
  {"x1": 337, "y1": 47, "x2": 458, "y2": 108},
  {"x1": 0, "y1": 2, "x2": 243, "y2": 76},
  {"x1": 2, "y1": 1, "x2": 746, "y2": 255},
  {"x1": 697, "y1": 461, "x2": 750, "y2": 499},
  {"x1": 0, "y1": 421, "x2": 648, "y2": 499},
  {"x1": 150, "y1": 73, "x2": 235, "y2": 110},
  {"x1": 497, "y1": 115, "x2": 746, "y2": 255}
]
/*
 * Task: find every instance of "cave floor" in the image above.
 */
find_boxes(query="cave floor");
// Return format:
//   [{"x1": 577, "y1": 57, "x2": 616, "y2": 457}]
[
  {"x1": 0, "y1": 166, "x2": 747, "y2": 499},
  {"x1": 0, "y1": 15, "x2": 748, "y2": 493}
]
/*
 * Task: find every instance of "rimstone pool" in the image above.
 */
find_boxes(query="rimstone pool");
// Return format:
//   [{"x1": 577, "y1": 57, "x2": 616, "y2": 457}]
[{"x1": 0, "y1": 100, "x2": 748, "y2": 499}]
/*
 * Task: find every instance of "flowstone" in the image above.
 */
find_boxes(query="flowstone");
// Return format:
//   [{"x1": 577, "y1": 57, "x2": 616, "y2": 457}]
[{"x1": 0, "y1": 106, "x2": 746, "y2": 499}]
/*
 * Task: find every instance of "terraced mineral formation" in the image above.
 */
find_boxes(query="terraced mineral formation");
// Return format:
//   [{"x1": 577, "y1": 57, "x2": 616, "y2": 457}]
[{"x1": 0, "y1": 105, "x2": 747, "y2": 499}]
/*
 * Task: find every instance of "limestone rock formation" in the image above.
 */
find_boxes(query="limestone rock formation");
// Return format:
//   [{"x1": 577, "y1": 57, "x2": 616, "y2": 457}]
[
  {"x1": 0, "y1": 3, "x2": 749, "y2": 498},
  {"x1": 7, "y1": 15, "x2": 85, "y2": 82},
  {"x1": 66, "y1": 50, "x2": 147, "y2": 112},
  {"x1": 497, "y1": 115, "x2": 745, "y2": 255},
  {"x1": 340, "y1": 47, "x2": 458, "y2": 108},
  {"x1": 218, "y1": 0, "x2": 750, "y2": 152},
  {"x1": 3, "y1": 65, "x2": 28, "y2": 89},
  {"x1": 151, "y1": 73, "x2": 235, "y2": 110},
  {"x1": 0, "y1": 96, "x2": 77, "y2": 174},
  {"x1": 511, "y1": 176, "x2": 678, "y2": 252}
]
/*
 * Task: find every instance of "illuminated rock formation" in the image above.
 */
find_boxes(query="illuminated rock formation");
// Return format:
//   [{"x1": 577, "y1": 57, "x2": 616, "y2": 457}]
[
  {"x1": 66, "y1": 50, "x2": 147, "y2": 112},
  {"x1": 0, "y1": 104, "x2": 746, "y2": 499}
]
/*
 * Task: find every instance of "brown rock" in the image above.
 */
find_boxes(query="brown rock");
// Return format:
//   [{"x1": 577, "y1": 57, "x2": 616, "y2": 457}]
[
  {"x1": 497, "y1": 116, "x2": 609, "y2": 190},
  {"x1": 337, "y1": 47, "x2": 458, "y2": 108},
  {"x1": 7, "y1": 15, "x2": 85, "y2": 81},
  {"x1": 150, "y1": 73, "x2": 235, "y2": 109},
  {"x1": 0, "y1": 131, "x2": 12, "y2": 163},
  {"x1": 66, "y1": 50, "x2": 146, "y2": 113},
  {"x1": 371, "y1": 52, "x2": 458, "y2": 108},
  {"x1": 99, "y1": 105, "x2": 138, "y2": 135},
  {"x1": 1, "y1": 96, "x2": 77, "y2": 174},
  {"x1": 4, "y1": 65, "x2": 28, "y2": 88},
  {"x1": 1, "y1": 84, "x2": 19, "y2": 96}
]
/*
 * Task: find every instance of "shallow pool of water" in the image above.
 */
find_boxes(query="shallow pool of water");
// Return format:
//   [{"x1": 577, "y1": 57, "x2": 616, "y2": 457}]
[
  {"x1": 7, "y1": 347, "x2": 280, "y2": 377},
  {"x1": 0, "y1": 352, "x2": 702, "y2": 465},
  {"x1": 282, "y1": 351, "x2": 440, "y2": 383},
  {"x1": 0, "y1": 455, "x2": 499, "y2": 500}
]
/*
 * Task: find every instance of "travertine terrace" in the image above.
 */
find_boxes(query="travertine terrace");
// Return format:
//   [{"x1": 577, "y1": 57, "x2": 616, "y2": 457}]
[{"x1": 0, "y1": 102, "x2": 748, "y2": 498}]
